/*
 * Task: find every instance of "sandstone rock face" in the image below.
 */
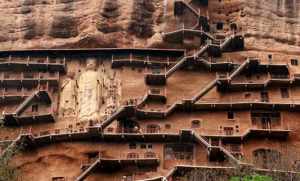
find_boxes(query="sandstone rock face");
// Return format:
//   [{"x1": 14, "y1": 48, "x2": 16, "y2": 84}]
[
  {"x1": 0, "y1": 0, "x2": 299, "y2": 51},
  {"x1": 0, "y1": 0, "x2": 164, "y2": 49},
  {"x1": 242, "y1": 0, "x2": 300, "y2": 53}
]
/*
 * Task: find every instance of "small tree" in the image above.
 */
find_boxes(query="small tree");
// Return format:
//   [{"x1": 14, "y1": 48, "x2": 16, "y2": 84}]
[
  {"x1": 0, "y1": 141, "x2": 20, "y2": 181},
  {"x1": 230, "y1": 174, "x2": 273, "y2": 181}
]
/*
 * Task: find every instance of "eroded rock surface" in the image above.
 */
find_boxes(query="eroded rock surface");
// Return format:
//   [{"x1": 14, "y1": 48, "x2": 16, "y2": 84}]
[{"x1": 0, "y1": 0, "x2": 299, "y2": 52}]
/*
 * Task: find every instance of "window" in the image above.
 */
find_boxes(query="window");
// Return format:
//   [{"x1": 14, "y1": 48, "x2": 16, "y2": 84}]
[
  {"x1": 216, "y1": 22, "x2": 223, "y2": 30},
  {"x1": 32, "y1": 104, "x2": 38, "y2": 112},
  {"x1": 224, "y1": 127, "x2": 234, "y2": 135},
  {"x1": 230, "y1": 23, "x2": 238, "y2": 31},
  {"x1": 165, "y1": 124, "x2": 171, "y2": 129},
  {"x1": 140, "y1": 144, "x2": 146, "y2": 149},
  {"x1": 280, "y1": 88, "x2": 289, "y2": 98},
  {"x1": 251, "y1": 111, "x2": 281, "y2": 129},
  {"x1": 129, "y1": 143, "x2": 136, "y2": 149},
  {"x1": 268, "y1": 54, "x2": 272, "y2": 60},
  {"x1": 191, "y1": 120, "x2": 201, "y2": 128},
  {"x1": 52, "y1": 177, "x2": 65, "y2": 181},
  {"x1": 127, "y1": 152, "x2": 139, "y2": 159},
  {"x1": 260, "y1": 91, "x2": 269, "y2": 102},
  {"x1": 291, "y1": 59, "x2": 298, "y2": 66},
  {"x1": 147, "y1": 144, "x2": 152, "y2": 149},
  {"x1": 236, "y1": 125, "x2": 240, "y2": 133},
  {"x1": 146, "y1": 124, "x2": 160, "y2": 133},
  {"x1": 227, "y1": 111, "x2": 234, "y2": 119}
]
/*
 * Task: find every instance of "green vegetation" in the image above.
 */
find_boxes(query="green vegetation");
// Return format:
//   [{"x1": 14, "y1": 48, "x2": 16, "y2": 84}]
[
  {"x1": 0, "y1": 162, "x2": 18, "y2": 181},
  {"x1": 230, "y1": 174, "x2": 273, "y2": 181},
  {"x1": 0, "y1": 142, "x2": 19, "y2": 181}
]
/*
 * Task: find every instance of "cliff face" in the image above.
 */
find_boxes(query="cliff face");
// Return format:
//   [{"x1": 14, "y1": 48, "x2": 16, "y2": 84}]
[
  {"x1": 0, "y1": 0, "x2": 164, "y2": 49},
  {"x1": 242, "y1": 0, "x2": 300, "y2": 54},
  {"x1": 0, "y1": 0, "x2": 299, "y2": 51}
]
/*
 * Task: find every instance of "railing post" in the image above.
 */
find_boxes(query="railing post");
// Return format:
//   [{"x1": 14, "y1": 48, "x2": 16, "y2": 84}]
[
  {"x1": 130, "y1": 53, "x2": 132, "y2": 62},
  {"x1": 167, "y1": 56, "x2": 170, "y2": 65},
  {"x1": 147, "y1": 55, "x2": 150, "y2": 64}
]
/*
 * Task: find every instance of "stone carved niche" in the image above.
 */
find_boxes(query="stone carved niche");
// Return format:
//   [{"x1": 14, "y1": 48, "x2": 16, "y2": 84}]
[
  {"x1": 59, "y1": 72, "x2": 77, "y2": 117},
  {"x1": 77, "y1": 58, "x2": 103, "y2": 122},
  {"x1": 59, "y1": 57, "x2": 121, "y2": 124}
]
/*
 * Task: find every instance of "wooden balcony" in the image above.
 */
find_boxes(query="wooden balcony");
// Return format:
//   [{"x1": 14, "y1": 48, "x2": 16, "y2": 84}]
[
  {"x1": 162, "y1": 29, "x2": 214, "y2": 43},
  {"x1": 145, "y1": 73, "x2": 167, "y2": 85},
  {"x1": 2, "y1": 90, "x2": 54, "y2": 126},
  {"x1": 81, "y1": 157, "x2": 160, "y2": 171},
  {"x1": 3, "y1": 109, "x2": 55, "y2": 126},
  {"x1": 0, "y1": 88, "x2": 33, "y2": 103},
  {"x1": 246, "y1": 128, "x2": 291, "y2": 139},
  {"x1": 221, "y1": 34, "x2": 244, "y2": 52},
  {"x1": 111, "y1": 53, "x2": 179, "y2": 68},
  {"x1": 194, "y1": 98, "x2": 300, "y2": 111},
  {"x1": 76, "y1": 154, "x2": 160, "y2": 181},
  {"x1": 147, "y1": 88, "x2": 167, "y2": 103},
  {"x1": 0, "y1": 56, "x2": 66, "y2": 72},
  {"x1": 201, "y1": 126, "x2": 291, "y2": 143},
  {"x1": 8, "y1": 129, "x2": 197, "y2": 149},
  {"x1": 0, "y1": 72, "x2": 59, "y2": 87}
]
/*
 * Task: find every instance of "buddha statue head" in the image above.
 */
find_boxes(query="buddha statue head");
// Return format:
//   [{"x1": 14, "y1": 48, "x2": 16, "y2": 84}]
[{"x1": 86, "y1": 57, "x2": 97, "y2": 70}]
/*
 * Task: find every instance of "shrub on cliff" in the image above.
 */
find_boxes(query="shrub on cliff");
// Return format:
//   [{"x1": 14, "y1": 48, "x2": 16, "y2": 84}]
[{"x1": 230, "y1": 174, "x2": 273, "y2": 181}]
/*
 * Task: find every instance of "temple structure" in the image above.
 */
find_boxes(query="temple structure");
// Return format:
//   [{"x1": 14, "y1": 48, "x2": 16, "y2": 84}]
[{"x1": 0, "y1": 0, "x2": 299, "y2": 181}]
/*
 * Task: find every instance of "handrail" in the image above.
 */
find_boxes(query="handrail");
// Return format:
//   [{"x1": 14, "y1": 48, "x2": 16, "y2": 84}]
[
  {"x1": 75, "y1": 158, "x2": 100, "y2": 181},
  {"x1": 176, "y1": 0, "x2": 201, "y2": 17},
  {"x1": 14, "y1": 90, "x2": 51, "y2": 116},
  {"x1": 193, "y1": 131, "x2": 242, "y2": 165},
  {"x1": 163, "y1": 28, "x2": 215, "y2": 40},
  {"x1": 146, "y1": 34, "x2": 243, "y2": 85},
  {"x1": 191, "y1": 79, "x2": 218, "y2": 103},
  {"x1": 190, "y1": 58, "x2": 251, "y2": 103},
  {"x1": 99, "y1": 106, "x2": 127, "y2": 130}
]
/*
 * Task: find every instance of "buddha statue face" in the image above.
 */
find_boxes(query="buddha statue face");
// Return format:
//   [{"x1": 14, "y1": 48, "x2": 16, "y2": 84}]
[{"x1": 86, "y1": 58, "x2": 97, "y2": 70}]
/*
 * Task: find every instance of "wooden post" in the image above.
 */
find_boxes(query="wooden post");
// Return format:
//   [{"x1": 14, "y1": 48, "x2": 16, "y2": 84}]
[{"x1": 130, "y1": 53, "x2": 132, "y2": 63}]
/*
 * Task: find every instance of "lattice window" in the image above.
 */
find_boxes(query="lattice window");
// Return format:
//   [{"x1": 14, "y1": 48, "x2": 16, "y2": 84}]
[
  {"x1": 146, "y1": 124, "x2": 160, "y2": 133},
  {"x1": 127, "y1": 152, "x2": 139, "y2": 159}
]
